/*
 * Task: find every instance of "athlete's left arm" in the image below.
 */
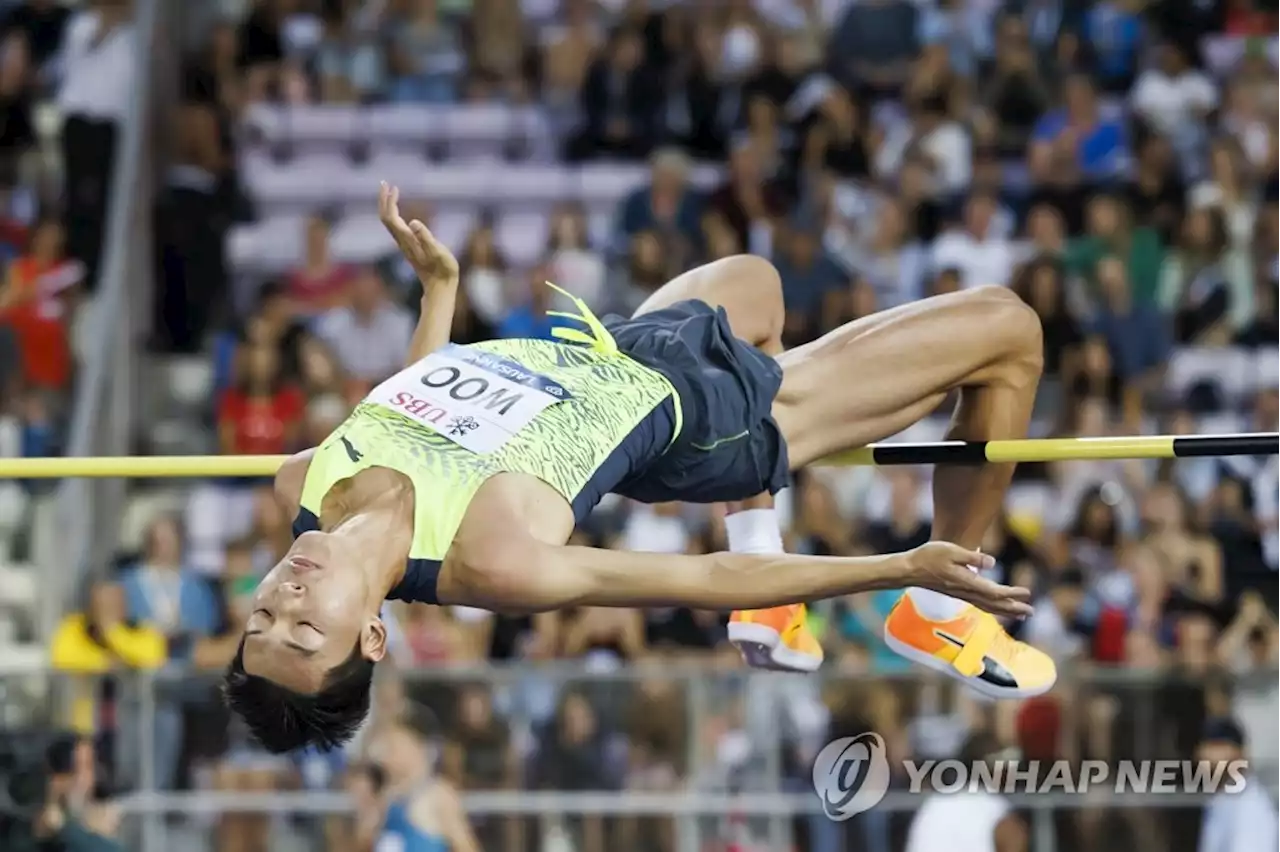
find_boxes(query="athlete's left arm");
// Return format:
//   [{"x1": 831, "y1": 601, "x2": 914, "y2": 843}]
[
  {"x1": 378, "y1": 182, "x2": 460, "y2": 364},
  {"x1": 431, "y1": 782, "x2": 481, "y2": 852}
]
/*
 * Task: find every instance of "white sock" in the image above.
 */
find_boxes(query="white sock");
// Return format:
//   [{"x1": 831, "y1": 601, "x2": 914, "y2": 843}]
[
  {"x1": 724, "y1": 507, "x2": 784, "y2": 556},
  {"x1": 905, "y1": 587, "x2": 971, "y2": 620},
  {"x1": 905, "y1": 553, "x2": 981, "y2": 620}
]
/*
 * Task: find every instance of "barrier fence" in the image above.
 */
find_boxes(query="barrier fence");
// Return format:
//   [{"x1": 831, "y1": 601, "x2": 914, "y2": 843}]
[{"x1": 1, "y1": 662, "x2": 1275, "y2": 852}]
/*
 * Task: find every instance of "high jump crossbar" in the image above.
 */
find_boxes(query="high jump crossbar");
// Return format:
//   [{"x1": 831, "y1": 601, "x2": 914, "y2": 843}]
[{"x1": 0, "y1": 433, "x2": 1273, "y2": 479}]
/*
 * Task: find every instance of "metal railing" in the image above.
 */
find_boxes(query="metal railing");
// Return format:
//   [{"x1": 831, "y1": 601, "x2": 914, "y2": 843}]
[{"x1": 1, "y1": 662, "x2": 1274, "y2": 852}]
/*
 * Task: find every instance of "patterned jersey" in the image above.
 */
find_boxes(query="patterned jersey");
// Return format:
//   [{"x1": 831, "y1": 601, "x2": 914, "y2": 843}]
[{"x1": 298, "y1": 295, "x2": 678, "y2": 564}]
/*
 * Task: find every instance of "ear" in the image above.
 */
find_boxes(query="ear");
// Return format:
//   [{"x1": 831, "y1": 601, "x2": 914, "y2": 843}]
[{"x1": 360, "y1": 617, "x2": 388, "y2": 663}]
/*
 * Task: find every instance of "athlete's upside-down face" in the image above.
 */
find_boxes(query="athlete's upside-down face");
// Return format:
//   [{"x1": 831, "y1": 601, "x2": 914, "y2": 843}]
[{"x1": 239, "y1": 531, "x2": 387, "y2": 694}]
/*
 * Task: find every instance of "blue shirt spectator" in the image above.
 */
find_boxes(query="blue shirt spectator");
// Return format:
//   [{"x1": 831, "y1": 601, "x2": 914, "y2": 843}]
[
  {"x1": 1032, "y1": 76, "x2": 1128, "y2": 181},
  {"x1": 1085, "y1": 1, "x2": 1144, "y2": 90},
  {"x1": 498, "y1": 305, "x2": 563, "y2": 341},
  {"x1": 615, "y1": 151, "x2": 704, "y2": 257},
  {"x1": 120, "y1": 516, "x2": 221, "y2": 648}
]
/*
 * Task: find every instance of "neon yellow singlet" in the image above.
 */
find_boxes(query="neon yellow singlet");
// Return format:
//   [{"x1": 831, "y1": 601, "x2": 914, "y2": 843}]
[{"x1": 297, "y1": 291, "x2": 680, "y2": 566}]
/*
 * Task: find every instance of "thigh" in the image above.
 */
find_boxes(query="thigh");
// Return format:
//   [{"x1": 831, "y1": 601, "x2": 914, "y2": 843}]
[
  {"x1": 774, "y1": 286, "x2": 1043, "y2": 466},
  {"x1": 632, "y1": 255, "x2": 784, "y2": 350}
]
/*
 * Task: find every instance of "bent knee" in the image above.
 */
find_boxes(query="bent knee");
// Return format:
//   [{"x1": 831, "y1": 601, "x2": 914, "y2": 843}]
[
  {"x1": 723, "y1": 254, "x2": 784, "y2": 344},
  {"x1": 967, "y1": 285, "x2": 1044, "y2": 379}
]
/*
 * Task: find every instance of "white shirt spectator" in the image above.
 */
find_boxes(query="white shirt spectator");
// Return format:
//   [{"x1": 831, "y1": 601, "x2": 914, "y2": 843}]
[
  {"x1": 313, "y1": 303, "x2": 414, "y2": 383},
  {"x1": 1130, "y1": 67, "x2": 1217, "y2": 139},
  {"x1": 930, "y1": 228, "x2": 1016, "y2": 288},
  {"x1": 1198, "y1": 776, "x2": 1278, "y2": 852},
  {"x1": 57, "y1": 10, "x2": 134, "y2": 120},
  {"x1": 1250, "y1": 455, "x2": 1278, "y2": 569},
  {"x1": 906, "y1": 791, "x2": 1012, "y2": 852},
  {"x1": 918, "y1": 120, "x2": 973, "y2": 195}
]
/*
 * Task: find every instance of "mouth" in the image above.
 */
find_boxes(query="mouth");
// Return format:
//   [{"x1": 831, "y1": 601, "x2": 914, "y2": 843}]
[{"x1": 288, "y1": 555, "x2": 323, "y2": 573}]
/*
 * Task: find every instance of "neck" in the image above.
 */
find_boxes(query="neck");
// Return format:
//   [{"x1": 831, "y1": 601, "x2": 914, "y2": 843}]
[{"x1": 324, "y1": 496, "x2": 414, "y2": 597}]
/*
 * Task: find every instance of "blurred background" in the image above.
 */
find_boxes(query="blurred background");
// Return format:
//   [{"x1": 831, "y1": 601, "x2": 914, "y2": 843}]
[{"x1": 0, "y1": 0, "x2": 1275, "y2": 850}]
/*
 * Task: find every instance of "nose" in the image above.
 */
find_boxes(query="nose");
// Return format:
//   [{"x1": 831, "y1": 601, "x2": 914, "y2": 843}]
[{"x1": 281, "y1": 582, "x2": 305, "y2": 596}]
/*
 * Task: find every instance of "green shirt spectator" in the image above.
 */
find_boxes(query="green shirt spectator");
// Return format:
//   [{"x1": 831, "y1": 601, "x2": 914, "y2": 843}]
[{"x1": 1065, "y1": 194, "x2": 1165, "y2": 306}]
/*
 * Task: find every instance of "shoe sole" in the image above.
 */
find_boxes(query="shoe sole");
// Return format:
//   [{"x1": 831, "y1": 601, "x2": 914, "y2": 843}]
[
  {"x1": 728, "y1": 621, "x2": 823, "y2": 673},
  {"x1": 882, "y1": 629, "x2": 1054, "y2": 700}
]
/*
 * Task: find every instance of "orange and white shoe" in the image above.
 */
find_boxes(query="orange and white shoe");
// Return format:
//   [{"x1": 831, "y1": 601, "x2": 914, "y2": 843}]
[
  {"x1": 883, "y1": 594, "x2": 1056, "y2": 699},
  {"x1": 728, "y1": 604, "x2": 824, "y2": 672}
]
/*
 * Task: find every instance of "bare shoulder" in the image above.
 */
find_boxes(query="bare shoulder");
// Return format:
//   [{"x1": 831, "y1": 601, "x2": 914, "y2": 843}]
[{"x1": 272, "y1": 449, "x2": 315, "y2": 518}]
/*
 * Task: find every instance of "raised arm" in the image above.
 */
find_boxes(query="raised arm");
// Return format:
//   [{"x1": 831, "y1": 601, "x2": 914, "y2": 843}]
[
  {"x1": 442, "y1": 536, "x2": 1032, "y2": 618},
  {"x1": 378, "y1": 182, "x2": 461, "y2": 364}
]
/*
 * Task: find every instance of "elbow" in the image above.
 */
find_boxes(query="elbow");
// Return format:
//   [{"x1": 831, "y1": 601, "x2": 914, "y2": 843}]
[{"x1": 442, "y1": 542, "x2": 563, "y2": 613}]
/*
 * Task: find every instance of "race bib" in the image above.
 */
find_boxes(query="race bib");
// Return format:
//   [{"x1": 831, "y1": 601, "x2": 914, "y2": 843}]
[{"x1": 366, "y1": 344, "x2": 571, "y2": 454}]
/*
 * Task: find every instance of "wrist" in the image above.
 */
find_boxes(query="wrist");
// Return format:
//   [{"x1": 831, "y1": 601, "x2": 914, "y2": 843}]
[
  {"x1": 421, "y1": 273, "x2": 459, "y2": 292},
  {"x1": 870, "y1": 547, "x2": 911, "y2": 588}
]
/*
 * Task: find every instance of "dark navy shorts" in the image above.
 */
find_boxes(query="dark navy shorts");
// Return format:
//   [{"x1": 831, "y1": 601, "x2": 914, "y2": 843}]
[{"x1": 603, "y1": 299, "x2": 790, "y2": 504}]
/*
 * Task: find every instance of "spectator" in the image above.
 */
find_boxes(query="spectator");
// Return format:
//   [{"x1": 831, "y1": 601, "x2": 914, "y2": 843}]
[
  {"x1": 1218, "y1": 77, "x2": 1274, "y2": 175},
  {"x1": 846, "y1": 197, "x2": 928, "y2": 307},
  {"x1": 50, "y1": 580, "x2": 166, "y2": 735},
  {"x1": 120, "y1": 515, "x2": 222, "y2": 791},
  {"x1": 498, "y1": 265, "x2": 566, "y2": 340},
  {"x1": 1159, "y1": 206, "x2": 1252, "y2": 344},
  {"x1": 458, "y1": 219, "x2": 509, "y2": 329},
  {"x1": 0, "y1": 216, "x2": 81, "y2": 393},
  {"x1": 1030, "y1": 74, "x2": 1128, "y2": 184},
  {"x1": 545, "y1": 202, "x2": 607, "y2": 312},
  {"x1": 313, "y1": 0, "x2": 385, "y2": 104},
  {"x1": 614, "y1": 149, "x2": 702, "y2": 260},
  {"x1": 1126, "y1": 134, "x2": 1186, "y2": 245},
  {"x1": 466, "y1": 0, "x2": 528, "y2": 101},
  {"x1": 570, "y1": 25, "x2": 661, "y2": 161},
  {"x1": 0, "y1": 0, "x2": 71, "y2": 69},
  {"x1": 1013, "y1": 257, "x2": 1082, "y2": 386},
  {"x1": 441, "y1": 684, "x2": 520, "y2": 850},
  {"x1": 828, "y1": 0, "x2": 919, "y2": 99},
  {"x1": 772, "y1": 220, "x2": 843, "y2": 343},
  {"x1": 1082, "y1": 0, "x2": 1144, "y2": 94},
  {"x1": 610, "y1": 230, "x2": 673, "y2": 314},
  {"x1": 0, "y1": 31, "x2": 34, "y2": 161},
  {"x1": 217, "y1": 341, "x2": 305, "y2": 456},
  {"x1": 980, "y1": 15, "x2": 1051, "y2": 158},
  {"x1": 313, "y1": 268, "x2": 413, "y2": 389},
  {"x1": 56, "y1": 0, "x2": 134, "y2": 289},
  {"x1": 798, "y1": 82, "x2": 871, "y2": 182},
  {"x1": 287, "y1": 212, "x2": 356, "y2": 315},
  {"x1": 1092, "y1": 255, "x2": 1172, "y2": 419},
  {"x1": 540, "y1": 0, "x2": 603, "y2": 109},
  {"x1": 706, "y1": 139, "x2": 784, "y2": 259},
  {"x1": 930, "y1": 191, "x2": 1017, "y2": 288},
  {"x1": 1022, "y1": 565, "x2": 1089, "y2": 663},
  {"x1": 31, "y1": 735, "x2": 124, "y2": 852},
  {"x1": 1197, "y1": 717, "x2": 1278, "y2": 852},
  {"x1": 531, "y1": 691, "x2": 613, "y2": 852},
  {"x1": 1130, "y1": 43, "x2": 1217, "y2": 157},
  {"x1": 386, "y1": 0, "x2": 463, "y2": 104},
  {"x1": 1066, "y1": 194, "x2": 1165, "y2": 307},
  {"x1": 905, "y1": 732, "x2": 1028, "y2": 852}
]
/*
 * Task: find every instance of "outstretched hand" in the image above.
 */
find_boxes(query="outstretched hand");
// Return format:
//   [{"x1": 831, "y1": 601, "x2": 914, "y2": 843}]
[
  {"x1": 379, "y1": 181, "x2": 459, "y2": 289},
  {"x1": 906, "y1": 542, "x2": 1033, "y2": 618}
]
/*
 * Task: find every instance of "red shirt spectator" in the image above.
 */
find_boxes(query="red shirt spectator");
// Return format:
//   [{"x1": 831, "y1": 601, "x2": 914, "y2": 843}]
[
  {"x1": 0, "y1": 219, "x2": 81, "y2": 389},
  {"x1": 286, "y1": 212, "x2": 355, "y2": 314},
  {"x1": 217, "y1": 343, "x2": 304, "y2": 455}
]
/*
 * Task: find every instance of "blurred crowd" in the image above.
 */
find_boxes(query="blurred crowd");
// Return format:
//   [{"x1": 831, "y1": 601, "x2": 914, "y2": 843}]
[{"x1": 0, "y1": 0, "x2": 1275, "y2": 851}]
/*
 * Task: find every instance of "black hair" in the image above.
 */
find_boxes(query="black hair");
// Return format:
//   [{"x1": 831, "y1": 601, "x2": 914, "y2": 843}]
[{"x1": 222, "y1": 638, "x2": 375, "y2": 754}]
